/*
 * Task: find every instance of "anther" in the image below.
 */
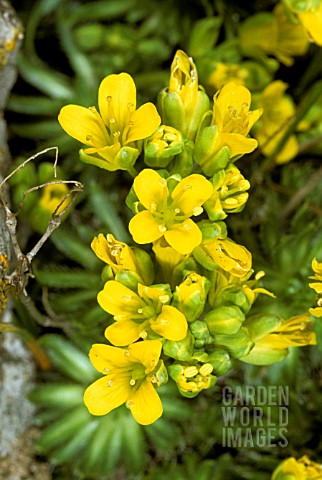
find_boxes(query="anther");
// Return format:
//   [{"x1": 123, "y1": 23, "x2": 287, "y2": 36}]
[
  {"x1": 130, "y1": 379, "x2": 136, "y2": 386},
  {"x1": 183, "y1": 223, "x2": 192, "y2": 231},
  {"x1": 159, "y1": 178, "x2": 167, "y2": 187},
  {"x1": 107, "y1": 380, "x2": 113, "y2": 387},
  {"x1": 124, "y1": 349, "x2": 130, "y2": 357},
  {"x1": 192, "y1": 206, "x2": 203, "y2": 216},
  {"x1": 126, "y1": 400, "x2": 134, "y2": 408},
  {"x1": 158, "y1": 224, "x2": 167, "y2": 232},
  {"x1": 159, "y1": 295, "x2": 169, "y2": 303}
]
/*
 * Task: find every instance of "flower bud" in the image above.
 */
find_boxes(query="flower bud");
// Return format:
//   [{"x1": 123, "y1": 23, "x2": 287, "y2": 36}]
[
  {"x1": 207, "y1": 348, "x2": 233, "y2": 376},
  {"x1": 244, "y1": 313, "x2": 282, "y2": 341},
  {"x1": 172, "y1": 273, "x2": 211, "y2": 322},
  {"x1": 92, "y1": 233, "x2": 154, "y2": 285},
  {"x1": 189, "y1": 320, "x2": 214, "y2": 348},
  {"x1": 168, "y1": 361, "x2": 217, "y2": 398},
  {"x1": 163, "y1": 330, "x2": 195, "y2": 361},
  {"x1": 194, "y1": 126, "x2": 231, "y2": 176},
  {"x1": 204, "y1": 305, "x2": 245, "y2": 335},
  {"x1": 213, "y1": 327, "x2": 254, "y2": 359},
  {"x1": 144, "y1": 125, "x2": 184, "y2": 168},
  {"x1": 201, "y1": 237, "x2": 252, "y2": 277},
  {"x1": 211, "y1": 285, "x2": 253, "y2": 314},
  {"x1": 153, "y1": 360, "x2": 169, "y2": 388},
  {"x1": 158, "y1": 50, "x2": 210, "y2": 140},
  {"x1": 205, "y1": 164, "x2": 250, "y2": 220}
]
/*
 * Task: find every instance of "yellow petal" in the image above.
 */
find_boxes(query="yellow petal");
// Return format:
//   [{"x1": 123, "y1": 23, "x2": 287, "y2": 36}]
[
  {"x1": 98, "y1": 73, "x2": 136, "y2": 132},
  {"x1": 128, "y1": 379, "x2": 163, "y2": 425},
  {"x1": 105, "y1": 320, "x2": 142, "y2": 346},
  {"x1": 84, "y1": 374, "x2": 132, "y2": 415},
  {"x1": 218, "y1": 133, "x2": 258, "y2": 157},
  {"x1": 133, "y1": 169, "x2": 169, "y2": 210},
  {"x1": 129, "y1": 210, "x2": 164, "y2": 244},
  {"x1": 152, "y1": 305, "x2": 188, "y2": 341},
  {"x1": 97, "y1": 280, "x2": 142, "y2": 316},
  {"x1": 58, "y1": 105, "x2": 109, "y2": 147},
  {"x1": 309, "y1": 306, "x2": 322, "y2": 317},
  {"x1": 215, "y1": 82, "x2": 251, "y2": 121},
  {"x1": 164, "y1": 219, "x2": 202, "y2": 255},
  {"x1": 91, "y1": 234, "x2": 114, "y2": 265},
  {"x1": 128, "y1": 339, "x2": 162, "y2": 372},
  {"x1": 125, "y1": 103, "x2": 161, "y2": 144},
  {"x1": 89, "y1": 343, "x2": 133, "y2": 371},
  {"x1": 171, "y1": 174, "x2": 213, "y2": 214},
  {"x1": 308, "y1": 282, "x2": 322, "y2": 294},
  {"x1": 298, "y1": 7, "x2": 322, "y2": 46}
]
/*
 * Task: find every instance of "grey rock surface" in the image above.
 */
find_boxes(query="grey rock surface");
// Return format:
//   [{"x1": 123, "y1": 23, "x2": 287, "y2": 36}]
[{"x1": 0, "y1": 1, "x2": 38, "y2": 473}]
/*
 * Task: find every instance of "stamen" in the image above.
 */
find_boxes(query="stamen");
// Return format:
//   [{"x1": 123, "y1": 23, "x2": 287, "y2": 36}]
[
  {"x1": 159, "y1": 295, "x2": 169, "y2": 303},
  {"x1": 130, "y1": 379, "x2": 136, "y2": 386},
  {"x1": 192, "y1": 206, "x2": 203, "y2": 216},
  {"x1": 199, "y1": 363, "x2": 213, "y2": 376},
  {"x1": 174, "y1": 208, "x2": 180, "y2": 214},
  {"x1": 124, "y1": 349, "x2": 130, "y2": 357},
  {"x1": 103, "y1": 367, "x2": 110, "y2": 374},
  {"x1": 160, "y1": 319, "x2": 169, "y2": 325},
  {"x1": 138, "y1": 308, "x2": 143, "y2": 314},
  {"x1": 151, "y1": 375, "x2": 158, "y2": 384},
  {"x1": 150, "y1": 202, "x2": 157, "y2": 212},
  {"x1": 126, "y1": 400, "x2": 134, "y2": 409},
  {"x1": 111, "y1": 249, "x2": 119, "y2": 256},
  {"x1": 107, "y1": 380, "x2": 113, "y2": 387},
  {"x1": 140, "y1": 331, "x2": 148, "y2": 339},
  {"x1": 184, "y1": 366, "x2": 198, "y2": 378},
  {"x1": 158, "y1": 224, "x2": 167, "y2": 232},
  {"x1": 159, "y1": 178, "x2": 167, "y2": 187}
]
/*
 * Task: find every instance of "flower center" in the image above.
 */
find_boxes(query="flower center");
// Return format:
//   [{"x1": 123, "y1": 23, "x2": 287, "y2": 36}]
[{"x1": 223, "y1": 103, "x2": 252, "y2": 135}]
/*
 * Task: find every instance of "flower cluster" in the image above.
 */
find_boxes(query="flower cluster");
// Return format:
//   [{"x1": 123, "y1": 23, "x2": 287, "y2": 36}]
[
  {"x1": 309, "y1": 257, "x2": 322, "y2": 317},
  {"x1": 59, "y1": 50, "x2": 317, "y2": 425},
  {"x1": 271, "y1": 455, "x2": 322, "y2": 479}
]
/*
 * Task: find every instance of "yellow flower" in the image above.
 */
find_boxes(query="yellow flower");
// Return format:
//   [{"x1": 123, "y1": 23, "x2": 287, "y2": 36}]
[
  {"x1": 240, "y1": 4, "x2": 309, "y2": 66},
  {"x1": 31, "y1": 183, "x2": 70, "y2": 233},
  {"x1": 254, "y1": 80, "x2": 304, "y2": 164},
  {"x1": 207, "y1": 63, "x2": 249, "y2": 91},
  {"x1": 308, "y1": 257, "x2": 322, "y2": 317},
  {"x1": 195, "y1": 82, "x2": 262, "y2": 173},
  {"x1": 84, "y1": 340, "x2": 163, "y2": 425},
  {"x1": 158, "y1": 50, "x2": 210, "y2": 140},
  {"x1": 91, "y1": 233, "x2": 154, "y2": 285},
  {"x1": 168, "y1": 361, "x2": 217, "y2": 398},
  {"x1": 272, "y1": 455, "x2": 322, "y2": 480},
  {"x1": 58, "y1": 73, "x2": 161, "y2": 171},
  {"x1": 98, "y1": 280, "x2": 188, "y2": 346},
  {"x1": 129, "y1": 169, "x2": 213, "y2": 255},
  {"x1": 241, "y1": 313, "x2": 316, "y2": 365},
  {"x1": 92, "y1": 234, "x2": 138, "y2": 274},
  {"x1": 212, "y1": 82, "x2": 262, "y2": 156},
  {"x1": 291, "y1": 1, "x2": 322, "y2": 46},
  {"x1": 204, "y1": 164, "x2": 250, "y2": 221},
  {"x1": 203, "y1": 237, "x2": 252, "y2": 278}
]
